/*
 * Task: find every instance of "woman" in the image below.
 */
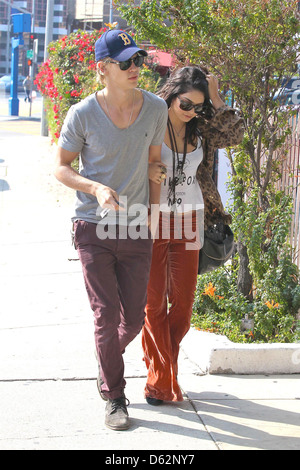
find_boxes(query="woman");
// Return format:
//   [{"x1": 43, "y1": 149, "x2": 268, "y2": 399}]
[{"x1": 144, "y1": 66, "x2": 244, "y2": 405}]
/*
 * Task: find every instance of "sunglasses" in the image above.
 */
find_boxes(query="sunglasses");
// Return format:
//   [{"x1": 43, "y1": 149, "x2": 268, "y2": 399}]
[
  {"x1": 104, "y1": 54, "x2": 145, "y2": 71},
  {"x1": 177, "y1": 96, "x2": 204, "y2": 114}
]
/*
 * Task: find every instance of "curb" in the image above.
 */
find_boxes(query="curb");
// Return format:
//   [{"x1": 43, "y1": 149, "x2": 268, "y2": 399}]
[
  {"x1": 181, "y1": 328, "x2": 300, "y2": 375},
  {"x1": 0, "y1": 115, "x2": 41, "y2": 122}
]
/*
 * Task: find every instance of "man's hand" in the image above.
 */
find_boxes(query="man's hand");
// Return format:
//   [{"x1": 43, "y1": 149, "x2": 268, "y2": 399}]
[{"x1": 95, "y1": 185, "x2": 121, "y2": 211}]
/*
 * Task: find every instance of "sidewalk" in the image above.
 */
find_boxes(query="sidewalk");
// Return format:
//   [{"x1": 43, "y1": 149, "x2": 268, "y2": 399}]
[{"x1": 0, "y1": 118, "x2": 299, "y2": 451}]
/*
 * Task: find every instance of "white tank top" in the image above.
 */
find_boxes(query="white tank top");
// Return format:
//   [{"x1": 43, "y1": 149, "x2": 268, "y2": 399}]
[{"x1": 160, "y1": 139, "x2": 204, "y2": 213}]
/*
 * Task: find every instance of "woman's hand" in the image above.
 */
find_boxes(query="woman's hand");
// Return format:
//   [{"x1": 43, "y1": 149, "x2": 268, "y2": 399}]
[
  {"x1": 206, "y1": 74, "x2": 225, "y2": 109},
  {"x1": 149, "y1": 161, "x2": 167, "y2": 184}
]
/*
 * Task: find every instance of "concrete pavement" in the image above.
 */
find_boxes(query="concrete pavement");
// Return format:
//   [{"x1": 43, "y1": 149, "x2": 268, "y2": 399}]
[{"x1": 0, "y1": 116, "x2": 299, "y2": 451}]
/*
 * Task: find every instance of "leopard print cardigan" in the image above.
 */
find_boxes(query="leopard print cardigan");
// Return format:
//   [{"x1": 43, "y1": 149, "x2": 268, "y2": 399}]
[{"x1": 196, "y1": 105, "x2": 244, "y2": 228}]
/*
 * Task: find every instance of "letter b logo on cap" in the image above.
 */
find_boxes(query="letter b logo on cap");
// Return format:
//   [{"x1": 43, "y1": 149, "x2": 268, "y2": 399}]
[{"x1": 119, "y1": 33, "x2": 131, "y2": 46}]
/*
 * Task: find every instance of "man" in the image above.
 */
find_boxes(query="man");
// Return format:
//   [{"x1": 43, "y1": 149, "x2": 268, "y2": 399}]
[
  {"x1": 23, "y1": 75, "x2": 31, "y2": 102},
  {"x1": 54, "y1": 29, "x2": 168, "y2": 431}
]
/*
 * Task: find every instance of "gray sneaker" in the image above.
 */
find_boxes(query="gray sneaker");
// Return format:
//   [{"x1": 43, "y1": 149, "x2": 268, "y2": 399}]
[{"x1": 105, "y1": 396, "x2": 130, "y2": 431}]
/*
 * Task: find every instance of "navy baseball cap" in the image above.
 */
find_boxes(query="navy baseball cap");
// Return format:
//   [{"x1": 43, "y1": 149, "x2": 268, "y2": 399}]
[{"x1": 95, "y1": 29, "x2": 147, "y2": 62}]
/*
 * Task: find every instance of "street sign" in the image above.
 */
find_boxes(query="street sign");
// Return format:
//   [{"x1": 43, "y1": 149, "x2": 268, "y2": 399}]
[
  {"x1": 12, "y1": 13, "x2": 31, "y2": 33},
  {"x1": 26, "y1": 49, "x2": 33, "y2": 59},
  {"x1": 33, "y1": 39, "x2": 38, "y2": 62}
]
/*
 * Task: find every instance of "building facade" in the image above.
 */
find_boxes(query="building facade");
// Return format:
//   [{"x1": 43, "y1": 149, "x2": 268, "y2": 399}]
[
  {"x1": 0, "y1": 0, "x2": 75, "y2": 76},
  {"x1": 0, "y1": 0, "x2": 135, "y2": 78}
]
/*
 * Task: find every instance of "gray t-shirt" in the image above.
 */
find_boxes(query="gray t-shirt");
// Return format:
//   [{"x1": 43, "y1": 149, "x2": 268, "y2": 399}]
[{"x1": 58, "y1": 90, "x2": 168, "y2": 225}]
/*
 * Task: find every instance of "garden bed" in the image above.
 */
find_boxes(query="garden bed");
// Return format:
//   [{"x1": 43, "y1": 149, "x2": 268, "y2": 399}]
[{"x1": 192, "y1": 267, "x2": 300, "y2": 345}]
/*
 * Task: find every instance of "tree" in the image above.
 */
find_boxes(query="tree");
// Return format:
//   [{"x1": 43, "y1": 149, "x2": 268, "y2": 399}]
[{"x1": 115, "y1": 0, "x2": 300, "y2": 341}]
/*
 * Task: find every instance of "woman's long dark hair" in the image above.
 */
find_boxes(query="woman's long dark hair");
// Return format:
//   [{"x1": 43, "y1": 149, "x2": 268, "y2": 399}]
[{"x1": 158, "y1": 66, "x2": 215, "y2": 146}]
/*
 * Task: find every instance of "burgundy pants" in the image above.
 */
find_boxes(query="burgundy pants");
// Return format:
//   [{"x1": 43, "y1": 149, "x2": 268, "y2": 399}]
[
  {"x1": 142, "y1": 212, "x2": 200, "y2": 401},
  {"x1": 74, "y1": 220, "x2": 153, "y2": 400}
]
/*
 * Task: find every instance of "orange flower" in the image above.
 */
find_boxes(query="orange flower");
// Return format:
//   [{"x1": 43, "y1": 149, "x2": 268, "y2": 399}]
[
  {"x1": 203, "y1": 282, "x2": 216, "y2": 297},
  {"x1": 104, "y1": 22, "x2": 118, "y2": 29},
  {"x1": 265, "y1": 300, "x2": 279, "y2": 309}
]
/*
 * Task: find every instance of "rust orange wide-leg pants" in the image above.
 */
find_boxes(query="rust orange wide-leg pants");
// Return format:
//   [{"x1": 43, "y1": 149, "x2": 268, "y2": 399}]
[{"x1": 142, "y1": 213, "x2": 200, "y2": 402}]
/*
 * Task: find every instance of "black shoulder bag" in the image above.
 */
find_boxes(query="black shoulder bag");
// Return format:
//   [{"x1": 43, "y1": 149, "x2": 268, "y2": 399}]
[
  {"x1": 198, "y1": 141, "x2": 234, "y2": 275},
  {"x1": 198, "y1": 222, "x2": 234, "y2": 275}
]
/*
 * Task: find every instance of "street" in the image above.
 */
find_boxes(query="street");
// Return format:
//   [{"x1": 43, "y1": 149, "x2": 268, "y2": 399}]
[{"x1": 0, "y1": 92, "x2": 43, "y2": 124}]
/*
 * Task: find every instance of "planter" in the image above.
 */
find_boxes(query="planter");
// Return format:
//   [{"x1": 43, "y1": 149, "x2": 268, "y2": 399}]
[{"x1": 181, "y1": 328, "x2": 300, "y2": 375}]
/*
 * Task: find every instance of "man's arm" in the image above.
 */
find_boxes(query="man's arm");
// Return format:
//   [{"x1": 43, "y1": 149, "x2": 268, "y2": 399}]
[{"x1": 54, "y1": 146, "x2": 120, "y2": 210}]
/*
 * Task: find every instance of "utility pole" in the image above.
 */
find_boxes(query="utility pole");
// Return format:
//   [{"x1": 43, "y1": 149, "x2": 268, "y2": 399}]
[
  {"x1": 9, "y1": 13, "x2": 31, "y2": 116},
  {"x1": 5, "y1": 1, "x2": 12, "y2": 75},
  {"x1": 29, "y1": 0, "x2": 36, "y2": 118},
  {"x1": 3, "y1": 0, "x2": 32, "y2": 76},
  {"x1": 41, "y1": 0, "x2": 54, "y2": 136},
  {"x1": 109, "y1": 0, "x2": 113, "y2": 23}
]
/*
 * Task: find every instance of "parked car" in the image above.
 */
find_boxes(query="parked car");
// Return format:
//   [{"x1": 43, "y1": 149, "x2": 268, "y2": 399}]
[{"x1": 0, "y1": 74, "x2": 26, "y2": 94}]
